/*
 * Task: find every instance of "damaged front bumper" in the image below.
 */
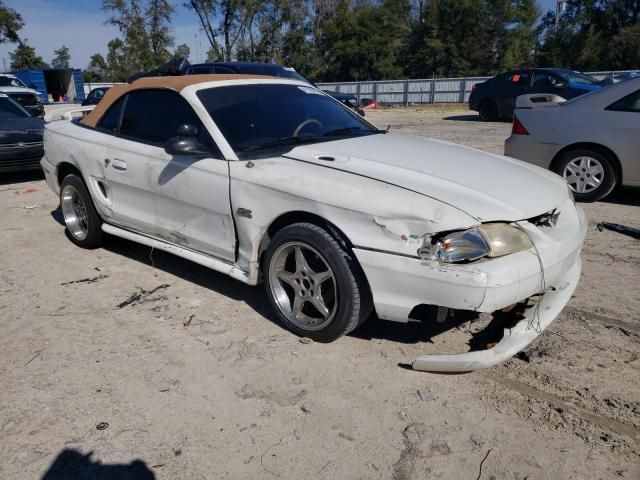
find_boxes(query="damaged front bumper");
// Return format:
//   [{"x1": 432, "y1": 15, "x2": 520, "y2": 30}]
[
  {"x1": 412, "y1": 258, "x2": 580, "y2": 372},
  {"x1": 354, "y1": 203, "x2": 587, "y2": 372}
]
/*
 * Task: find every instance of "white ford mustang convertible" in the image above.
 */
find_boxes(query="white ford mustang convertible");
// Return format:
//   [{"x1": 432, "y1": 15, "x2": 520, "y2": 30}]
[{"x1": 41, "y1": 75, "x2": 587, "y2": 372}]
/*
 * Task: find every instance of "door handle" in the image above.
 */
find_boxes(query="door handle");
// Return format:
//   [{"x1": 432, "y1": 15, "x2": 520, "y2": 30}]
[{"x1": 111, "y1": 159, "x2": 127, "y2": 171}]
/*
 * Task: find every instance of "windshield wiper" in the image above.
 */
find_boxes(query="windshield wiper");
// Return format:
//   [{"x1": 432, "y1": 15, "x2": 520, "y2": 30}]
[
  {"x1": 322, "y1": 126, "x2": 386, "y2": 137},
  {"x1": 240, "y1": 136, "x2": 320, "y2": 152}
]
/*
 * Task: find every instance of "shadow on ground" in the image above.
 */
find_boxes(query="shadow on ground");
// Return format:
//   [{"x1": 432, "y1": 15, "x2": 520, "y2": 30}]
[
  {"x1": 41, "y1": 449, "x2": 155, "y2": 480},
  {"x1": 0, "y1": 170, "x2": 44, "y2": 186},
  {"x1": 600, "y1": 187, "x2": 640, "y2": 207}
]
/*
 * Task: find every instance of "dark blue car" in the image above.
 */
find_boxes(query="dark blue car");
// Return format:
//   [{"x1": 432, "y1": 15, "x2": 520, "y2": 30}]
[{"x1": 469, "y1": 68, "x2": 602, "y2": 121}]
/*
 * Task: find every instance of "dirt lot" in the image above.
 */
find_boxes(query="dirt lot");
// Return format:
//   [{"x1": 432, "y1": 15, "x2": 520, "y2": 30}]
[{"x1": 1, "y1": 107, "x2": 639, "y2": 479}]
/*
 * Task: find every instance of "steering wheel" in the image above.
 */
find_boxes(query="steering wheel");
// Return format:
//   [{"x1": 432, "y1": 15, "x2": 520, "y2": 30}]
[{"x1": 292, "y1": 119, "x2": 323, "y2": 137}]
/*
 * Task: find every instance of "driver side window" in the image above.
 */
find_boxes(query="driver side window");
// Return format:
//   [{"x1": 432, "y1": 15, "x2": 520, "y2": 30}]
[{"x1": 119, "y1": 89, "x2": 223, "y2": 158}]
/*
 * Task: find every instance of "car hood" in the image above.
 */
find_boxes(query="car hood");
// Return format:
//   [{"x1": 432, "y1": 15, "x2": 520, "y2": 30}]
[
  {"x1": 0, "y1": 87, "x2": 39, "y2": 95},
  {"x1": 0, "y1": 117, "x2": 44, "y2": 144},
  {"x1": 283, "y1": 133, "x2": 568, "y2": 222}
]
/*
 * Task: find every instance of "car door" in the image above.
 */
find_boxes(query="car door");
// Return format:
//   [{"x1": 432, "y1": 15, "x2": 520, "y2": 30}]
[
  {"x1": 103, "y1": 88, "x2": 236, "y2": 261},
  {"x1": 530, "y1": 71, "x2": 567, "y2": 96},
  {"x1": 602, "y1": 88, "x2": 640, "y2": 185},
  {"x1": 499, "y1": 70, "x2": 532, "y2": 116}
]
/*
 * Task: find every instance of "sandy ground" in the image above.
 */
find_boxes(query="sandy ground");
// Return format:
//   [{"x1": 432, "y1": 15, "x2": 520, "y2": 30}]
[{"x1": 1, "y1": 107, "x2": 639, "y2": 480}]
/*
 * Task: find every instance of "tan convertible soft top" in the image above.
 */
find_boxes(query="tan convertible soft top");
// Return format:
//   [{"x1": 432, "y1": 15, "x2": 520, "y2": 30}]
[{"x1": 81, "y1": 74, "x2": 278, "y2": 128}]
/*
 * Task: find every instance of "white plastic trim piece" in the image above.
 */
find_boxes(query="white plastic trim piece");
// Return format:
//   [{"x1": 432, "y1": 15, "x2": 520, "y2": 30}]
[
  {"x1": 412, "y1": 259, "x2": 581, "y2": 372},
  {"x1": 101, "y1": 223, "x2": 253, "y2": 285},
  {"x1": 515, "y1": 94, "x2": 566, "y2": 109},
  {"x1": 44, "y1": 106, "x2": 95, "y2": 123}
]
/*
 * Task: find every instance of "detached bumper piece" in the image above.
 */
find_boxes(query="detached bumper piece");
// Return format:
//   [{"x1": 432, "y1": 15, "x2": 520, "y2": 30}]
[{"x1": 412, "y1": 259, "x2": 581, "y2": 373}]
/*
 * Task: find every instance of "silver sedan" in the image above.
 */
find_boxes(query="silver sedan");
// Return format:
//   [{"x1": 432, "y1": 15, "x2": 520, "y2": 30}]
[{"x1": 504, "y1": 78, "x2": 640, "y2": 201}]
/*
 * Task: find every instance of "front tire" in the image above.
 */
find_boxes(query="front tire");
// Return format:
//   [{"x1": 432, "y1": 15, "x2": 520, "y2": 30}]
[
  {"x1": 60, "y1": 174, "x2": 103, "y2": 248},
  {"x1": 554, "y1": 149, "x2": 617, "y2": 202},
  {"x1": 263, "y1": 223, "x2": 372, "y2": 342}
]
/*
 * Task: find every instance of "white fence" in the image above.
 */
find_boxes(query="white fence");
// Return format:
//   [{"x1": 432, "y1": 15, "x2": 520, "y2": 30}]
[{"x1": 317, "y1": 70, "x2": 635, "y2": 105}]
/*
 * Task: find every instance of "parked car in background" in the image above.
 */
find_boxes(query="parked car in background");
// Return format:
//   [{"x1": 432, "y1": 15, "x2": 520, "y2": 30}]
[
  {"x1": 0, "y1": 73, "x2": 44, "y2": 117},
  {"x1": 598, "y1": 71, "x2": 640, "y2": 86},
  {"x1": 505, "y1": 78, "x2": 640, "y2": 202},
  {"x1": 0, "y1": 93, "x2": 44, "y2": 172},
  {"x1": 182, "y1": 62, "x2": 365, "y2": 116},
  {"x1": 41, "y1": 75, "x2": 586, "y2": 372},
  {"x1": 82, "y1": 87, "x2": 110, "y2": 106},
  {"x1": 470, "y1": 68, "x2": 601, "y2": 121}
]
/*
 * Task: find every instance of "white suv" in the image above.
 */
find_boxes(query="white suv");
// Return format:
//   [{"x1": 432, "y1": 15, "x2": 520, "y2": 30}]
[{"x1": 0, "y1": 74, "x2": 44, "y2": 117}]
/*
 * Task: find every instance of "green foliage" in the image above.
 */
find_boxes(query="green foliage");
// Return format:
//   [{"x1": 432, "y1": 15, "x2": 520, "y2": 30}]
[
  {"x1": 102, "y1": 0, "x2": 175, "y2": 75},
  {"x1": 9, "y1": 41, "x2": 48, "y2": 70},
  {"x1": 537, "y1": 0, "x2": 640, "y2": 70},
  {"x1": 84, "y1": 53, "x2": 108, "y2": 82},
  {"x1": 52, "y1": 45, "x2": 71, "y2": 69},
  {"x1": 173, "y1": 43, "x2": 191, "y2": 60},
  {"x1": 0, "y1": 0, "x2": 23, "y2": 44},
  {"x1": 403, "y1": 0, "x2": 539, "y2": 78}
]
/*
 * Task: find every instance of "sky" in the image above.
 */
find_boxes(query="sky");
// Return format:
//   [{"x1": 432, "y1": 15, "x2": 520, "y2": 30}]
[{"x1": 0, "y1": 0, "x2": 560, "y2": 71}]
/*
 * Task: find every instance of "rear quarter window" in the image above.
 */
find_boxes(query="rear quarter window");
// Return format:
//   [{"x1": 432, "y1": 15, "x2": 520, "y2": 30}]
[
  {"x1": 605, "y1": 89, "x2": 640, "y2": 113},
  {"x1": 97, "y1": 96, "x2": 125, "y2": 133}
]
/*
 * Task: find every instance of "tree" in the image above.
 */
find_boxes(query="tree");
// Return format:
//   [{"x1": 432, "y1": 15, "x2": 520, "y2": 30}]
[
  {"x1": 147, "y1": 0, "x2": 174, "y2": 64},
  {"x1": 105, "y1": 38, "x2": 129, "y2": 81},
  {"x1": 0, "y1": 0, "x2": 23, "y2": 44},
  {"x1": 9, "y1": 41, "x2": 48, "y2": 70},
  {"x1": 52, "y1": 45, "x2": 71, "y2": 68},
  {"x1": 84, "y1": 53, "x2": 108, "y2": 82},
  {"x1": 536, "y1": 0, "x2": 640, "y2": 70},
  {"x1": 319, "y1": 0, "x2": 411, "y2": 81},
  {"x1": 102, "y1": 0, "x2": 175, "y2": 73},
  {"x1": 172, "y1": 43, "x2": 191, "y2": 60},
  {"x1": 185, "y1": 0, "x2": 245, "y2": 61}
]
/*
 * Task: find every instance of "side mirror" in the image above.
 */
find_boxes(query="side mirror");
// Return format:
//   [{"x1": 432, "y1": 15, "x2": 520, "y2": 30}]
[
  {"x1": 164, "y1": 124, "x2": 211, "y2": 157},
  {"x1": 357, "y1": 108, "x2": 365, "y2": 117}
]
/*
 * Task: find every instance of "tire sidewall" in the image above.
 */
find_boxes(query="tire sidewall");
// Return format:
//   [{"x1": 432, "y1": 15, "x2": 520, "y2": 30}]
[
  {"x1": 264, "y1": 224, "x2": 360, "y2": 343},
  {"x1": 479, "y1": 99, "x2": 498, "y2": 122},
  {"x1": 60, "y1": 174, "x2": 103, "y2": 248},
  {"x1": 556, "y1": 149, "x2": 617, "y2": 202}
]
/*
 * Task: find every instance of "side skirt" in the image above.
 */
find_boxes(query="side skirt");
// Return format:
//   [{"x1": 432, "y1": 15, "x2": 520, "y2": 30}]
[{"x1": 101, "y1": 223, "x2": 254, "y2": 285}]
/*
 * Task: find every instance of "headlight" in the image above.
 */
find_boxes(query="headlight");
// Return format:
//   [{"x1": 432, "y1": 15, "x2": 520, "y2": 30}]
[{"x1": 419, "y1": 223, "x2": 533, "y2": 263}]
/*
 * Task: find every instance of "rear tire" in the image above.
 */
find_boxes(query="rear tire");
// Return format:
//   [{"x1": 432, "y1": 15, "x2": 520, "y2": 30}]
[
  {"x1": 60, "y1": 174, "x2": 103, "y2": 248},
  {"x1": 263, "y1": 222, "x2": 372, "y2": 343},
  {"x1": 478, "y1": 99, "x2": 498, "y2": 122},
  {"x1": 554, "y1": 149, "x2": 617, "y2": 202}
]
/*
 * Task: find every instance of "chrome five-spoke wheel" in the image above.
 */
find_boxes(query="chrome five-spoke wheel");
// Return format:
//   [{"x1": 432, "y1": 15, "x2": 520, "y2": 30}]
[
  {"x1": 268, "y1": 242, "x2": 337, "y2": 331},
  {"x1": 263, "y1": 222, "x2": 372, "y2": 342}
]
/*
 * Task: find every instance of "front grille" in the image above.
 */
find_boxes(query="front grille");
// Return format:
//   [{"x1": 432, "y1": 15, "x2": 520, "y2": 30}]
[
  {"x1": 0, "y1": 141, "x2": 43, "y2": 149},
  {"x1": 0, "y1": 155, "x2": 42, "y2": 170},
  {"x1": 7, "y1": 93, "x2": 38, "y2": 106}
]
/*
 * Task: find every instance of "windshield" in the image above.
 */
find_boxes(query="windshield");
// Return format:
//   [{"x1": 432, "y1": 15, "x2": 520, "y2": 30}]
[
  {"x1": 559, "y1": 71, "x2": 598, "y2": 85},
  {"x1": 0, "y1": 76, "x2": 27, "y2": 88},
  {"x1": 0, "y1": 96, "x2": 30, "y2": 118},
  {"x1": 197, "y1": 84, "x2": 379, "y2": 156}
]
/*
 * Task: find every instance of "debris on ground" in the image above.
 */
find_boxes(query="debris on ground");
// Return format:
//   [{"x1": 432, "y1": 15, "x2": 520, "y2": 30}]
[
  {"x1": 597, "y1": 222, "x2": 640, "y2": 240},
  {"x1": 117, "y1": 284, "x2": 170, "y2": 308},
  {"x1": 299, "y1": 337, "x2": 313, "y2": 344},
  {"x1": 417, "y1": 387, "x2": 435, "y2": 402},
  {"x1": 96, "y1": 422, "x2": 109, "y2": 431},
  {"x1": 300, "y1": 404, "x2": 311, "y2": 414},
  {"x1": 183, "y1": 314, "x2": 195, "y2": 327},
  {"x1": 470, "y1": 434, "x2": 484, "y2": 447},
  {"x1": 60, "y1": 274, "x2": 109, "y2": 286},
  {"x1": 515, "y1": 347, "x2": 537, "y2": 363}
]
